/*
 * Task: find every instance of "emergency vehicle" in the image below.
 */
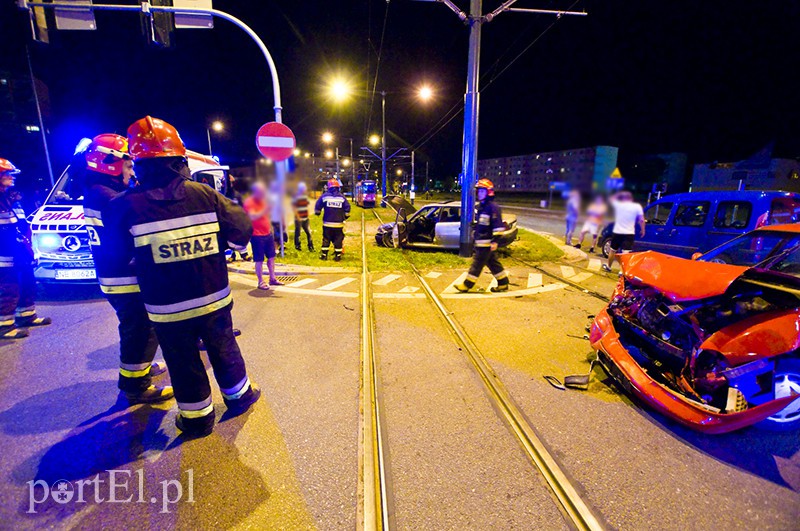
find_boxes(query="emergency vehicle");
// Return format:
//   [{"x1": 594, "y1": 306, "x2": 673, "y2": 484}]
[{"x1": 29, "y1": 144, "x2": 229, "y2": 282}]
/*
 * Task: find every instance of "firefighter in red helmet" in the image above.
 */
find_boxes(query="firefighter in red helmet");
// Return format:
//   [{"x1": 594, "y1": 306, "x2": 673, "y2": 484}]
[
  {"x1": 314, "y1": 178, "x2": 351, "y2": 261},
  {"x1": 104, "y1": 116, "x2": 259, "y2": 437},
  {"x1": 455, "y1": 178, "x2": 509, "y2": 293},
  {"x1": 0, "y1": 158, "x2": 51, "y2": 339},
  {"x1": 82, "y1": 134, "x2": 172, "y2": 403}
]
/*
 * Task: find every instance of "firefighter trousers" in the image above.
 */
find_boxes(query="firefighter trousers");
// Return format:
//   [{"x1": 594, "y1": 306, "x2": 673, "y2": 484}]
[
  {"x1": 106, "y1": 292, "x2": 160, "y2": 393},
  {"x1": 0, "y1": 247, "x2": 37, "y2": 330},
  {"x1": 320, "y1": 226, "x2": 344, "y2": 258},
  {"x1": 152, "y1": 303, "x2": 251, "y2": 426},
  {"x1": 464, "y1": 247, "x2": 508, "y2": 289}
]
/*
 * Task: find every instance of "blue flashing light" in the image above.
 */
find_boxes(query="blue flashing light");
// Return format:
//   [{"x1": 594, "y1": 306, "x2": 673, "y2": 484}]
[
  {"x1": 74, "y1": 137, "x2": 92, "y2": 155},
  {"x1": 38, "y1": 234, "x2": 60, "y2": 250}
]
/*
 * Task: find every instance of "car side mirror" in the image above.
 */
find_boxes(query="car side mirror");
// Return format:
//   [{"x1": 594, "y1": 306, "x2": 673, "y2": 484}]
[{"x1": 691, "y1": 252, "x2": 702, "y2": 261}]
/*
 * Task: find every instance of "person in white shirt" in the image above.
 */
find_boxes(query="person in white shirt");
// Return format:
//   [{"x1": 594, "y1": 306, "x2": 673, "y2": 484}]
[{"x1": 603, "y1": 191, "x2": 645, "y2": 272}]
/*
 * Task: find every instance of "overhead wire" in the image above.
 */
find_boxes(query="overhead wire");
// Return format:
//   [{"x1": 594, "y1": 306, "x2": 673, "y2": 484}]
[{"x1": 366, "y1": 0, "x2": 391, "y2": 136}]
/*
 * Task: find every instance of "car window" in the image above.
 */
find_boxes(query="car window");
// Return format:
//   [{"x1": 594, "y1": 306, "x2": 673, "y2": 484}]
[
  {"x1": 644, "y1": 202, "x2": 673, "y2": 225},
  {"x1": 673, "y1": 201, "x2": 710, "y2": 227},
  {"x1": 45, "y1": 165, "x2": 83, "y2": 205},
  {"x1": 440, "y1": 206, "x2": 460, "y2": 222},
  {"x1": 412, "y1": 206, "x2": 439, "y2": 221},
  {"x1": 765, "y1": 244, "x2": 800, "y2": 277},
  {"x1": 769, "y1": 197, "x2": 800, "y2": 225},
  {"x1": 699, "y1": 230, "x2": 800, "y2": 266},
  {"x1": 713, "y1": 201, "x2": 752, "y2": 229}
]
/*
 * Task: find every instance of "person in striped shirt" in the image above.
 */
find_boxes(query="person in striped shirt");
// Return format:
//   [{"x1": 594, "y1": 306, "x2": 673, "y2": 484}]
[{"x1": 292, "y1": 181, "x2": 314, "y2": 251}]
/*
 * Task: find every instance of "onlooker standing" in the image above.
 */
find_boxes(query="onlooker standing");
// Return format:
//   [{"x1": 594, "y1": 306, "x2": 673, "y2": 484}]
[
  {"x1": 603, "y1": 191, "x2": 645, "y2": 272},
  {"x1": 292, "y1": 182, "x2": 314, "y2": 251},
  {"x1": 269, "y1": 181, "x2": 287, "y2": 250},
  {"x1": 575, "y1": 195, "x2": 608, "y2": 253},
  {"x1": 244, "y1": 182, "x2": 282, "y2": 290},
  {"x1": 564, "y1": 190, "x2": 581, "y2": 245}
]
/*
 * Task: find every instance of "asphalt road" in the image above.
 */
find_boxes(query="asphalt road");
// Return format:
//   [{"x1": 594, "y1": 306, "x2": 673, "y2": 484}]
[{"x1": 0, "y1": 219, "x2": 798, "y2": 529}]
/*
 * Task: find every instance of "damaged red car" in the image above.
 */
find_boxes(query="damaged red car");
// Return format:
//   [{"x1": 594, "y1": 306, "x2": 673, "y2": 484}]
[{"x1": 590, "y1": 226, "x2": 800, "y2": 434}]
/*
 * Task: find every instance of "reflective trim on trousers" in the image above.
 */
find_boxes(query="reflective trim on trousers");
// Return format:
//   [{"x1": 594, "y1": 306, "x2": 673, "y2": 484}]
[
  {"x1": 322, "y1": 222, "x2": 345, "y2": 228},
  {"x1": 0, "y1": 316, "x2": 14, "y2": 327},
  {"x1": 130, "y1": 212, "x2": 218, "y2": 237},
  {"x1": 99, "y1": 276, "x2": 141, "y2": 294},
  {"x1": 119, "y1": 361, "x2": 152, "y2": 378},
  {"x1": 465, "y1": 273, "x2": 479, "y2": 282},
  {"x1": 221, "y1": 376, "x2": 250, "y2": 400},
  {"x1": 15, "y1": 307, "x2": 35, "y2": 318},
  {"x1": 0, "y1": 216, "x2": 18, "y2": 225},
  {"x1": 178, "y1": 396, "x2": 214, "y2": 418},
  {"x1": 494, "y1": 270, "x2": 508, "y2": 280},
  {"x1": 145, "y1": 288, "x2": 233, "y2": 323},
  {"x1": 84, "y1": 216, "x2": 104, "y2": 227},
  {"x1": 474, "y1": 239, "x2": 492, "y2": 247},
  {"x1": 133, "y1": 222, "x2": 220, "y2": 247},
  {"x1": 0, "y1": 256, "x2": 14, "y2": 267}
]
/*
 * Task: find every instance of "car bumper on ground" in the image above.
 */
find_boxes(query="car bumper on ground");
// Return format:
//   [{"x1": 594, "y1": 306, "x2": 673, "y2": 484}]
[{"x1": 589, "y1": 308, "x2": 800, "y2": 434}]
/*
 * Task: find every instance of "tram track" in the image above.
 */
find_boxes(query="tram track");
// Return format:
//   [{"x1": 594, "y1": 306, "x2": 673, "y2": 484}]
[{"x1": 365, "y1": 209, "x2": 604, "y2": 530}]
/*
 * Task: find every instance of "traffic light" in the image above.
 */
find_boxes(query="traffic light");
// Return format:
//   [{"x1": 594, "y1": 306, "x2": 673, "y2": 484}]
[{"x1": 140, "y1": 0, "x2": 175, "y2": 48}]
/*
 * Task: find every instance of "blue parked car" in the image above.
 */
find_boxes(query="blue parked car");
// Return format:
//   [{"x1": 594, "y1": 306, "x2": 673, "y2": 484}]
[{"x1": 599, "y1": 190, "x2": 800, "y2": 259}]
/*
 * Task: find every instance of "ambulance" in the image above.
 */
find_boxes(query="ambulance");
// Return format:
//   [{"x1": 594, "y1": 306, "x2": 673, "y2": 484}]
[{"x1": 29, "y1": 145, "x2": 230, "y2": 282}]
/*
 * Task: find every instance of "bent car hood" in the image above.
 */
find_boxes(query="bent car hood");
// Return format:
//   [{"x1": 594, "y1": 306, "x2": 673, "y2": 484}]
[{"x1": 620, "y1": 251, "x2": 748, "y2": 303}]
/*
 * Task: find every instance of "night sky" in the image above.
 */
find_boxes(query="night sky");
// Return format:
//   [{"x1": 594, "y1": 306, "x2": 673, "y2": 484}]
[{"x1": 2, "y1": 0, "x2": 800, "y2": 178}]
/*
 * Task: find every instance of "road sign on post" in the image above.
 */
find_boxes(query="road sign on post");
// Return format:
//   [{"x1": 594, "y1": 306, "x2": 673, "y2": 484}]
[{"x1": 256, "y1": 122, "x2": 296, "y2": 162}]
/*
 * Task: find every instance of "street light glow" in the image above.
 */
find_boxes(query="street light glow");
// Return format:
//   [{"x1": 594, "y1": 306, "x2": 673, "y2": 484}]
[
  {"x1": 369, "y1": 134, "x2": 380, "y2": 146},
  {"x1": 322, "y1": 131, "x2": 334, "y2": 144},
  {"x1": 396, "y1": 168, "x2": 403, "y2": 176},
  {"x1": 418, "y1": 84, "x2": 433, "y2": 102},
  {"x1": 325, "y1": 149, "x2": 334, "y2": 159},
  {"x1": 293, "y1": 148, "x2": 301, "y2": 156},
  {"x1": 342, "y1": 158, "x2": 351, "y2": 167},
  {"x1": 328, "y1": 78, "x2": 352, "y2": 102},
  {"x1": 211, "y1": 120, "x2": 224, "y2": 132},
  {"x1": 304, "y1": 152, "x2": 311, "y2": 158}
]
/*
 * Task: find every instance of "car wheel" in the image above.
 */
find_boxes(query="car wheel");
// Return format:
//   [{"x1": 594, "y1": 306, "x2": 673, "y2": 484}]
[
  {"x1": 601, "y1": 237, "x2": 612, "y2": 258},
  {"x1": 381, "y1": 232, "x2": 394, "y2": 248},
  {"x1": 757, "y1": 359, "x2": 800, "y2": 431}
]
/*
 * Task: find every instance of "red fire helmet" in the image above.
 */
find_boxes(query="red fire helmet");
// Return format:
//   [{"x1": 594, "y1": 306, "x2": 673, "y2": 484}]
[
  {"x1": 127, "y1": 116, "x2": 186, "y2": 160},
  {"x1": 476, "y1": 178, "x2": 495, "y2": 196},
  {"x1": 84, "y1": 133, "x2": 130, "y2": 176},
  {"x1": 0, "y1": 158, "x2": 21, "y2": 175}
]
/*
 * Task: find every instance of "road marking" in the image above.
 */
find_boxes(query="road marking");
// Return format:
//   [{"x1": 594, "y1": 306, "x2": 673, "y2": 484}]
[
  {"x1": 374, "y1": 292, "x2": 426, "y2": 299},
  {"x1": 230, "y1": 273, "x2": 358, "y2": 298},
  {"x1": 488, "y1": 277, "x2": 498, "y2": 290},
  {"x1": 527, "y1": 273, "x2": 543, "y2": 288},
  {"x1": 442, "y1": 272, "x2": 468, "y2": 294},
  {"x1": 587, "y1": 259, "x2": 602, "y2": 271},
  {"x1": 287, "y1": 278, "x2": 317, "y2": 288},
  {"x1": 318, "y1": 277, "x2": 358, "y2": 291},
  {"x1": 373, "y1": 274, "x2": 401, "y2": 286},
  {"x1": 398, "y1": 286, "x2": 420, "y2": 293},
  {"x1": 571, "y1": 272, "x2": 594, "y2": 283},
  {"x1": 560, "y1": 265, "x2": 576, "y2": 278},
  {"x1": 440, "y1": 282, "x2": 567, "y2": 299},
  {"x1": 425, "y1": 271, "x2": 442, "y2": 279}
]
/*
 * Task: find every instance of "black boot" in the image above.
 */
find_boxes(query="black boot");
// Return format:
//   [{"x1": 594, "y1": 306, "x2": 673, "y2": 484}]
[
  {"x1": 334, "y1": 252, "x2": 342, "y2": 262},
  {"x1": 0, "y1": 324, "x2": 29, "y2": 339},
  {"x1": 223, "y1": 384, "x2": 262, "y2": 416},
  {"x1": 176, "y1": 412, "x2": 214, "y2": 438},
  {"x1": 123, "y1": 385, "x2": 175, "y2": 404},
  {"x1": 320, "y1": 252, "x2": 328, "y2": 260},
  {"x1": 16, "y1": 315, "x2": 51, "y2": 327}
]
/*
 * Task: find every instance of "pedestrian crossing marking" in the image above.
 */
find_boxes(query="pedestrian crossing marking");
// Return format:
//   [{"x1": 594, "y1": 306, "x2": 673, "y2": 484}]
[
  {"x1": 425, "y1": 271, "x2": 442, "y2": 279},
  {"x1": 442, "y1": 272, "x2": 468, "y2": 294},
  {"x1": 587, "y1": 259, "x2": 602, "y2": 271},
  {"x1": 488, "y1": 277, "x2": 498, "y2": 289},
  {"x1": 571, "y1": 272, "x2": 594, "y2": 283},
  {"x1": 373, "y1": 274, "x2": 401, "y2": 286},
  {"x1": 560, "y1": 265, "x2": 577, "y2": 278},
  {"x1": 441, "y1": 282, "x2": 567, "y2": 299},
  {"x1": 318, "y1": 277, "x2": 358, "y2": 291},
  {"x1": 398, "y1": 286, "x2": 420, "y2": 293},
  {"x1": 527, "y1": 273, "x2": 543, "y2": 288},
  {"x1": 287, "y1": 278, "x2": 318, "y2": 288}
]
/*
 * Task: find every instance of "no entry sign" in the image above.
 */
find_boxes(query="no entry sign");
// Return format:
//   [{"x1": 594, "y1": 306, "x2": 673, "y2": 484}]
[{"x1": 256, "y1": 122, "x2": 296, "y2": 161}]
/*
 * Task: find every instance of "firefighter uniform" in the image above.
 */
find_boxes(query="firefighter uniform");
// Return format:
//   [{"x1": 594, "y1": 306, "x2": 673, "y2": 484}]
[
  {"x1": 0, "y1": 158, "x2": 50, "y2": 339},
  {"x1": 315, "y1": 179, "x2": 351, "y2": 261},
  {"x1": 82, "y1": 134, "x2": 170, "y2": 402},
  {"x1": 105, "y1": 116, "x2": 258, "y2": 437},
  {"x1": 456, "y1": 179, "x2": 509, "y2": 293}
]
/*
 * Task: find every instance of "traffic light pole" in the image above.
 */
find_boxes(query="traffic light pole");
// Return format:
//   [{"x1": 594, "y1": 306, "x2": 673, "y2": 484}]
[
  {"x1": 20, "y1": 1, "x2": 291, "y2": 255},
  {"x1": 380, "y1": 91, "x2": 388, "y2": 207}
]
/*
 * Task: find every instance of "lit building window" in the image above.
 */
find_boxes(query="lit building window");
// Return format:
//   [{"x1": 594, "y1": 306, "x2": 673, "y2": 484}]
[{"x1": 25, "y1": 125, "x2": 40, "y2": 132}]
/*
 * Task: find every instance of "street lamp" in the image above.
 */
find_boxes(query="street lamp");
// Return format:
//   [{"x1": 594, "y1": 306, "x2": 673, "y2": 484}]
[
  {"x1": 369, "y1": 134, "x2": 380, "y2": 147},
  {"x1": 206, "y1": 120, "x2": 224, "y2": 156},
  {"x1": 322, "y1": 131, "x2": 334, "y2": 144},
  {"x1": 417, "y1": 84, "x2": 434, "y2": 102},
  {"x1": 325, "y1": 149, "x2": 334, "y2": 159},
  {"x1": 327, "y1": 77, "x2": 353, "y2": 103}
]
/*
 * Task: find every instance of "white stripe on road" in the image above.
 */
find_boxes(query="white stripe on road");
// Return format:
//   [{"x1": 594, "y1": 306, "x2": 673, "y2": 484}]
[
  {"x1": 488, "y1": 277, "x2": 498, "y2": 290},
  {"x1": 373, "y1": 274, "x2": 401, "y2": 286},
  {"x1": 230, "y1": 273, "x2": 357, "y2": 298},
  {"x1": 318, "y1": 277, "x2": 358, "y2": 291},
  {"x1": 287, "y1": 278, "x2": 317, "y2": 288},
  {"x1": 571, "y1": 272, "x2": 594, "y2": 283},
  {"x1": 442, "y1": 272, "x2": 468, "y2": 294},
  {"x1": 424, "y1": 271, "x2": 442, "y2": 279},
  {"x1": 587, "y1": 259, "x2": 602, "y2": 271},
  {"x1": 374, "y1": 292, "x2": 426, "y2": 299},
  {"x1": 441, "y1": 282, "x2": 567, "y2": 299},
  {"x1": 398, "y1": 286, "x2": 420, "y2": 293},
  {"x1": 527, "y1": 273, "x2": 543, "y2": 288},
  {"x1": 560, "y1": 265, "x2": 576, "y2": 278}
]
